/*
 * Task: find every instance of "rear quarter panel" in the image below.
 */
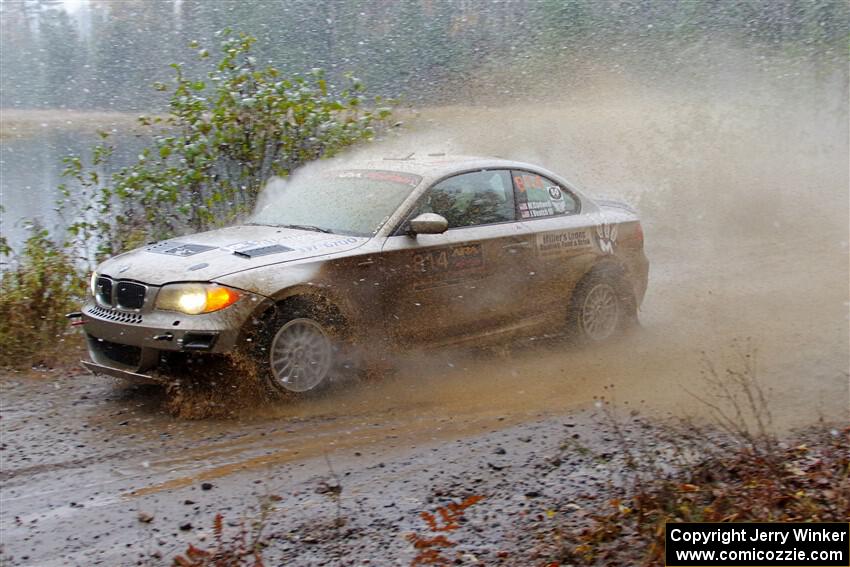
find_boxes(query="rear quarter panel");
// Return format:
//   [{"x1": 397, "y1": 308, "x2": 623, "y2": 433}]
[{"x1": 593, "y1": 202, "x2": 649, "y2": 307}]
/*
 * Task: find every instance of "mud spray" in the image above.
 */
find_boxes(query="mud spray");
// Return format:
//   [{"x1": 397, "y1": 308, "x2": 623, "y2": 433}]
[{"x1": 170, "y1": 45, "x2": 848, "y2": 432}]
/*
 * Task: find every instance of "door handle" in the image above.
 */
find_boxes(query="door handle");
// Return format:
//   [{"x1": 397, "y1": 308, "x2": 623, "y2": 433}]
[{"x1": 357, "y1": 258, "x2": 376, "y2": 267}]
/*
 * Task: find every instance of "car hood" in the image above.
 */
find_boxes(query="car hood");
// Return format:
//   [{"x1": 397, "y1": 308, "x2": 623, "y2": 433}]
[{"x1": 96, "y1": 224, "x2": 369, "y2": 286}]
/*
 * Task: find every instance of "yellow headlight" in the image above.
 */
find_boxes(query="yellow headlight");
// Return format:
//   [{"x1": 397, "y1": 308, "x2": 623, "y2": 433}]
[{"x1": 155, "y1": 284, "x2": 241, "y2": 315}]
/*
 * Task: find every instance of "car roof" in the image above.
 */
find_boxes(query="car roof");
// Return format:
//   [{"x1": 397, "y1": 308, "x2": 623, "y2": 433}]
[{"x1": 341, "y1": 155, "x2": 555, "y2": 182}]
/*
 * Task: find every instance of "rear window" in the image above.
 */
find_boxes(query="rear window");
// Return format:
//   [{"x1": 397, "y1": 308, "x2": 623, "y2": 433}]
[{"x1": 512, "y1": 170, "x2": 578, "y2": 219}]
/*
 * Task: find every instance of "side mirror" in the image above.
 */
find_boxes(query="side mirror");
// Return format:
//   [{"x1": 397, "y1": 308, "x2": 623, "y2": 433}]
[{"x1": 408, "y1": 213, "x2": 448, "y2": 235}]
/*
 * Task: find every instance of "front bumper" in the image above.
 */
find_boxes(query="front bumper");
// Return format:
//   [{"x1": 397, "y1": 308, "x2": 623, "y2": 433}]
[{"x1": 81, "y1": 292, "x2": 268, "y2": 374}]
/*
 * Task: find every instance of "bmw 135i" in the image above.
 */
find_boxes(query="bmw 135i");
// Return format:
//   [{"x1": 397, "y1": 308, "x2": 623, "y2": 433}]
[{"x1": 80, "y1": 156, "x2": 649, "y2": 394}]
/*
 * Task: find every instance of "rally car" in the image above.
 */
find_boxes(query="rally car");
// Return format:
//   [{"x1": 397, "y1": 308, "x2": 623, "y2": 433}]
[{"x1": 79, "y1": 156, "x2": 649, "y2": 393}]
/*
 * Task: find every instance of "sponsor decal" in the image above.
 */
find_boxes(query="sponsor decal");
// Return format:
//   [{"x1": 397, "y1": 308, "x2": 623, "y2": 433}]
[
  {"x1": 513, "y1": 172, "x2": 547, "y2": 193},
  {"x1": 146, "y1": 242, "x2": 216, "y2": 257},
  {"x1": 515, "y1": 173, "x2": 565, "y2": 219},
  {"x1": 596, "y1": 222, "x2": 618, "y2": 254},
  {"x1": 537, "y1": 230, "x2": 592, "y2": 258},
  {"x1": 412, "y1": 243, "x2": 485, "y2": 290},
  {"x1": 448, "y1": 243, "x2": 485, "y2": 270},
  {"x1": 519, "y1": 201, "x2": 555, "y2": 219},
  {"x1": 294, "y1": 236, "x2": 360, "y2": 254}
]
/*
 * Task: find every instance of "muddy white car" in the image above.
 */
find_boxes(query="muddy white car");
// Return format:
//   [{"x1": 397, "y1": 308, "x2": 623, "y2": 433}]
[{"x1": 80, "y1": 156, "x2": 649, "y2": 393}]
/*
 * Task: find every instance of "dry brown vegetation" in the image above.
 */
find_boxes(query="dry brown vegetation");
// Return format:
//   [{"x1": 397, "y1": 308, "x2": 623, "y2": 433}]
[
  {"x1": 532, "y1": 345, "x2": 850, "y2": 565},
  {"x1": 171, "y1": 495, "x2": 281, "y2": 567},
  {"x1": 406, "y1": 495, "x2": 485, "y2": 566},
  {"x1": 541, "y1": 424, "x2": 850, "y2": 566},
  {"x1": 0, "y1": 224, "x2": 85, "y2": 368}
]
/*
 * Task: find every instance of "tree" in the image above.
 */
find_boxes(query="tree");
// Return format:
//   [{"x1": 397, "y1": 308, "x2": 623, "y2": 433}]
[
  {"x1": 60, "y1": 29, "x2": 394, "y2": 263},
  {"x1": 36, "y1": 5, "x2": 84, "y2": 108}
]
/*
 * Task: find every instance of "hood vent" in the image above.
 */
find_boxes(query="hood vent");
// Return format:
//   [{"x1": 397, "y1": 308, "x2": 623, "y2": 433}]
[{"x1": 233, "y1": 244, "x2": 293, "y2": 258}]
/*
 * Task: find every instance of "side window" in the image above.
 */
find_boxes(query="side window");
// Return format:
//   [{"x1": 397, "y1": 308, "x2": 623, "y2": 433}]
[
  {"x1": 512, "y1": 170, "x2": 578, "y2": 219},
  {"x1": 415, "y1": 170, "x2": 515, "y2": 229}
]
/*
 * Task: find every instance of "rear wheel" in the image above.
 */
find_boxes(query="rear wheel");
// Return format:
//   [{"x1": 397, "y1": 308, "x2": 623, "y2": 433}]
[{"x1": 568, "y1": 267, "x2": 635, "y2": 343}]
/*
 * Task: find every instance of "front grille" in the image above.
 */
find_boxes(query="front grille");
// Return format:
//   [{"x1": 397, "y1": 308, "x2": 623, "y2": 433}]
[
  {"x1": 116, "y1": 281, "x2": 146, "y2": 309},
  {"x1": 95, "y1": 277, "x2": 113, "y2": 306},
  {"x1": 86, "y1": 304, "x2": 144, "y2": 324},
  {"x1": 94, "y1": 276, "x2": 148, "y2": 310}
]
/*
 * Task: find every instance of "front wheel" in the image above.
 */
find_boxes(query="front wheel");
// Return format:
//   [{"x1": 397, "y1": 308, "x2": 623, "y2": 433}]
[
  {"x1": 250, "y1": 300, "x2": 350, "y2": 396},
  {"x1": 268, "y1": 317, "x2": 335, "y2": 393}
]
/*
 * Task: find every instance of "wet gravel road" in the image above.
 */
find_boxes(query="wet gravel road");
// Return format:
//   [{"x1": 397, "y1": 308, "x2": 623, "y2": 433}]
[{"x1": 2, "y1": 368, "x2": 628, "y2": 566}]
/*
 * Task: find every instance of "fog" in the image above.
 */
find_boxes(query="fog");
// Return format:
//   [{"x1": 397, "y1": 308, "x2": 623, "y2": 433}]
[{"x1": 247, "y1": 45, "x2": 849, "y2": 430}]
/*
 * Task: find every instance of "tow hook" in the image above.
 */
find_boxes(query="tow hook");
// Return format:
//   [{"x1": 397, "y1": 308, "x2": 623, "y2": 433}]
[{"x1": 66, "y1": 312, "x2": 85, "y2": 327}]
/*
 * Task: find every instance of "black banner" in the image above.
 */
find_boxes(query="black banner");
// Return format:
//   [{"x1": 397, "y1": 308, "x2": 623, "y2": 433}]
[{"x1": 665, "y1": 523, "x2": 849, "y2": 566}]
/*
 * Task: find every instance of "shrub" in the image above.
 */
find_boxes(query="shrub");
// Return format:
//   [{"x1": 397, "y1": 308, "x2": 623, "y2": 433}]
[{"x1": 0, "y1": 223, "x2": 84, "y2": 367}]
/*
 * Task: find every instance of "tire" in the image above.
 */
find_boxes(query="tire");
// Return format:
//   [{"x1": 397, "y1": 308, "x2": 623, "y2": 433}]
[
  {"x1": 567, "y1": 267, "x2": 636, "y2": 344},
  {"x1": 253, "y1": 300, "x2": 348, "y2": 395}
]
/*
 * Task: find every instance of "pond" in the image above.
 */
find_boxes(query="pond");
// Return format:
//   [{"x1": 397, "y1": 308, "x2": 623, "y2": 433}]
[{"x1": 0, "y1": 113, "x2": 145, "y2": 253}]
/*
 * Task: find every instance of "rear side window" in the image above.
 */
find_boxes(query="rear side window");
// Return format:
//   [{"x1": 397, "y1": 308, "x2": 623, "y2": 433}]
[
  {"x1": 414, "y1": 170, "x2": 516, "y2": 229},
  {"x1": 512, "y1": 170, "x2": 578, "y2": 219}
]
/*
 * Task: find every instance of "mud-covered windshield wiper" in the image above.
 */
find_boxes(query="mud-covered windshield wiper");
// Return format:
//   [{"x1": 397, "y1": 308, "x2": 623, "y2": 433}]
[
  {"x1": 246, "y1": 222, "x2": 334, "y2": 233},
  {"x1": 279, "y1": 223, "x2": 334, "y2": 234}
]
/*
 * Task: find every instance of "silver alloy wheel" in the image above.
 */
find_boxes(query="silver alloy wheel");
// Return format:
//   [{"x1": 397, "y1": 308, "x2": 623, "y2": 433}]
[
  {"x1": 269, "y1": 318, "x2": 333, "y2": 392},
  {"x1": 580, "y1": 282, "x2": 620, "y2": 341}
]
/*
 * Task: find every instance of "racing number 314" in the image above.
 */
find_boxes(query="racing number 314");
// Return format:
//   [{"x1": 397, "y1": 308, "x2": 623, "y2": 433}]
[
  {"x1": 413, "y1": 249, "x2": 449, "y2": 273},
  {"x1": 413, "y1": 244, "x2": 484, "y2": 274}
]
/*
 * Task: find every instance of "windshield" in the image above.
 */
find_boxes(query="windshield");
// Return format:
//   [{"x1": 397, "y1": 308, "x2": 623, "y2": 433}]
[{"x1": 250, "y1": 170, "x2": 421, "y2": 236}]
